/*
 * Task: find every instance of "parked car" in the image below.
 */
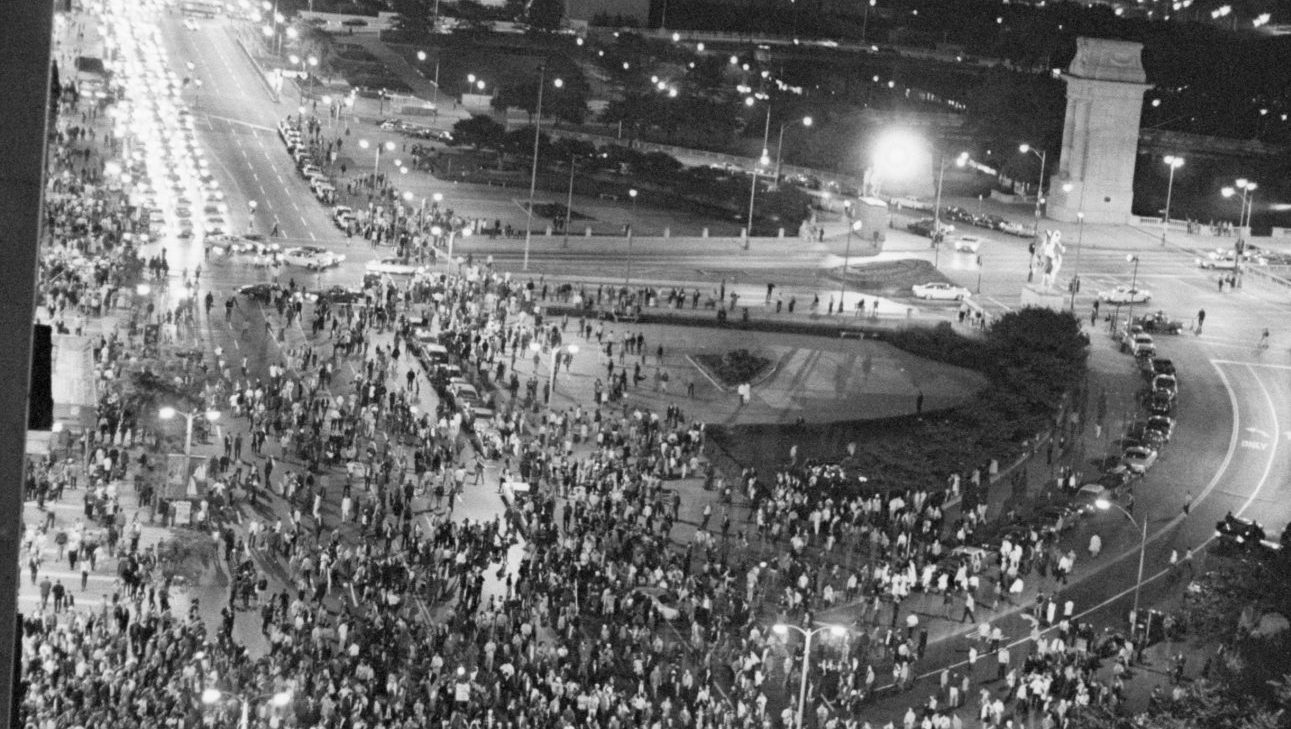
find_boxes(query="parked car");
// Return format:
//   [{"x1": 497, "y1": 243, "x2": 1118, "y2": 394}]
[
  {"x1": 311, "y1": 286, "x2": 364, "y2": 305},
  {"x1": 1145, "y1": 391, "x2": 1175, "y2": 417},
  {"x1": 1099, "y1": 286, "x2": 1152, "y2": 304},
  {"x1": 943, "y1": 206, "x2": 976, "y2": 224},
  {"x1": 366, "y1": 257, "x2": 427, "y2": 276},
  {"x1": 912, "y1": 282, "x2": 972, "y2": 300},
  {"x1": 1122, "y1": 445, "x2": 1159, "y2": 474},
  {"x1": 1151, "y1": 374, "x2": 1178, "y2": 399},
  {"x1": 1145, "y1": 415, "x2": 1175, "y2": 442},
  {"x1": 1130, "y1": 333, "x2": 1156, "y2": 357},
  {"x1": 907, "y1": 218, "x2": 954, "y2": 238},
  {"x1": 974, "y1": 214, "x2": 1009, "y2": 230},
  {"x1": 1152, "y1": 358, "x2": 1176, "y2": 377},
  {"x1": 890, "y1": 195, "x2": 933, "y2": 211}
]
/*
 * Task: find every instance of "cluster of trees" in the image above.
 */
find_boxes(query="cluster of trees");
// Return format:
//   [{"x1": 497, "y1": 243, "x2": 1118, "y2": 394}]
[
  {"x1": 711, "y1": 307, "x2": 1091, "y2": 496},
  {"x1": 446, "y1": 114, "x2": 812, "y2": 233}
]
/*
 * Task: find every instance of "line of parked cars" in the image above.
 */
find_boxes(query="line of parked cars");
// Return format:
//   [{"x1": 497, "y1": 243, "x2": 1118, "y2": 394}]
[{"x1": 903, "y1": 204, "x2": 1033, "y2": 239}]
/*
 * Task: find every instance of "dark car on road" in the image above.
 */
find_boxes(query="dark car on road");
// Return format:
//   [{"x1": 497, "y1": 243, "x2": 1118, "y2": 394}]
[
  {"x1": 1214, "y1": 513, "x2": 1281, "y2": 556},
  {"x1": 237, "y1": 282, "x2": 281, "y2": 303},
  {"x1": 1134, "y1": 311, "x2": 1185, "y2": 335}
]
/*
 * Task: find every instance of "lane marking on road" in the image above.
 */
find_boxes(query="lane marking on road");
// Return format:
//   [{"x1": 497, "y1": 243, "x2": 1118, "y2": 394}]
[{"x1": 1213, "y1": 359, "x2": 1291, "y2": 370}]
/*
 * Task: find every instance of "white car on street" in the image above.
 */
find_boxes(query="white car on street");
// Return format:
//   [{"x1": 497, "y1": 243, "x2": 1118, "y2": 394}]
[
  {"x1": 283, "y1": 246, "x2": 345, "y2": 269},
  {"x1": 912, "y1": 282, "x2": 972, "y2": 300},
  {"x1": 952, "y1": 235, "x2": 983, "y2": 253},
  {"x1": 1098, "y1": 285, "x2": 1152, "y2": 304},
  {"x1": 366, "y1": 257, "x2": 426, "y2": 276}
]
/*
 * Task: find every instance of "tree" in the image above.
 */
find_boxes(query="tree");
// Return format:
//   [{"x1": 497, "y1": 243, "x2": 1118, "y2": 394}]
[
  {"x1": 526, "y1": 0, "x2": 563, "y2": 30},
  {"x1": 391, "y1": 0, "x2": 432, "y2": 34},
  {"x1": 450, "y1": 115, "x2": 505, "y2": 150}
]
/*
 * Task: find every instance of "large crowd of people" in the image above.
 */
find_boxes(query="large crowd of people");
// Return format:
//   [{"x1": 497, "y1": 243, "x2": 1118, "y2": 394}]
[{"x1": 17, "y1": 37, "x2": 1155, "y2": 729}]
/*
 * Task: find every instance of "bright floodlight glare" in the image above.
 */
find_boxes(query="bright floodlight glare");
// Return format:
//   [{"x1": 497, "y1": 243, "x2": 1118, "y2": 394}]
[
  {"x1": 1221, "y1": 186, "x2": 1235, "y2": 198},
  {"x1": 1019, "y1": 143, "x2": 1030, "y2": 153},
  {"x1": 772, "y1": 624, "x2": 789, "y2": 634},
  {"x1": 553, "y1": 78, "x2": 564, "y2": 88},
  {"x1": 417, "y1": 51, "x2": 426, "y2": 61},
  {"x1": 270, "y1": 692, "x2": 292, "y2": 708},
  {"x1": 159, "y1": 406, "x2": 177, "y2": 420},
  {"x1": 568, "y1": 345, "x2": 579, "y2": 355},
  {"x1": 1237, "y1": 177, "x2": 1248, "y2": 188},
  {"x1": 629, "y1": 189, "x2": 638, "y2": 198},
  {"x1": 205, "y1": 410, "x2": 221, "y2": 422},
  {"x1": 1063, "y1": 182, "x2": 1073, "y2": 193},
  {"x1": 1095, "y1": 498, "x2": 1111, "y2": 510},
  {"x1": 136, "y1": 283, "x2": 151, "y2": 296},
  {"x1": 829, "y1": 625, "x2": 847, "y2": 636},
  {"x1": 874, "y1": 129, "x2": 925, "y2": 180},
  {"x1": 803, "y1": 116, "x2": 813, "y2": 127},
  {"x1": 201, "y1": 688, "x2": 222, "y2": 705}
]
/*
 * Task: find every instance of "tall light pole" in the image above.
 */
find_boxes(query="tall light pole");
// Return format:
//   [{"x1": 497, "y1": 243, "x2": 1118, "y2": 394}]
[
  {"x1": 1019, "y1": 143, "x2": 1048, "y2": 235},
  {"x1": 1124, "y1": 254, "x2": 1141, "y2": 331},
  {"x1": 202, "y1": 688, "x2": 292, "y2": 729},
  {"x1": 745, "y1": 99, "x2": 772, "y2": 250},
  {"x1": 1062, "y1": 181, "x2": 1087, "y2": 312},
  {"x1": 932, "y1": 151, "x2": 969, "y2": 244},
  {"x1": 839, "y1": 201, "x2": 857, "y2": 307},
  {"x1": 861, "y1": 0, "x2": 876, "y2": 45},
  {"x1": 1161, "y1": 155, "x2": 1184, "y2": 245},
  {"x1": 562, "y1": 154, "x2": 577, "y2": 248},
  {"x1": 160, "y1": 406, "x2": 220, "y2": 483},
  {"x1": 1095, "y1": 498, "x2": 1148, "y2": 640},
  {"x1": 773, "y1": 115, "x2": 812, "y2": 185},
  {"x1": 532, "y1": 342, "x2": 580, "y2": 407},
  {"x1": 772, "y1": 623, "x2": 847, "y2": 729},
  {"x1": 524, "y1": 69, "x2": 561, "y2": 271},
  {"x1": 358, "y1": 139, "x2": 395, "y2": 175},
  {"x1": 626, "y1": 188, "x2": 638, "y2": 285}
]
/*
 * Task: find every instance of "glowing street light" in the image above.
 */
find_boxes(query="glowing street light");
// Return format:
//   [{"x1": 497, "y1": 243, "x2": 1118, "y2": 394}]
[
  {"x1": 772, "y1": 115, "x2": 812, "y2": 184},
  {"x1": 772, "y1": 624, "x2": 847, "y2": 729},
  {"x1": 1161, "y1": 155, "x2": 1184, "y2": 245},
  {"x1": 1095, "y1": 498, "x2": 1148, "y2": 639}
]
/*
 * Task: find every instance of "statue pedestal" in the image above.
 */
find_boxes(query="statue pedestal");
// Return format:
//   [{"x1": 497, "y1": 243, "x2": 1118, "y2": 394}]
[{"x1": 1020, "y1": 284, "x2": 1067, "y2": 312}]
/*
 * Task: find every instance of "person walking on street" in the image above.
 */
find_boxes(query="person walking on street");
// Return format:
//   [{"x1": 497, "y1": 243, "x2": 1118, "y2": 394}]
[
  {"x1": 1196, "y1": 308, "x2": 1205, "y2": 335},
  {"x1": 961, "y1": 593, "x2": 977, "y2": 623}
]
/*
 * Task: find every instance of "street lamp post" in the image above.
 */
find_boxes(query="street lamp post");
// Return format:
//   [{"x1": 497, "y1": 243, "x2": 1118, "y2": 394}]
[
  {"x1": 1161, "y1": 155, "x2": 1184, "y2": 245},
  {"x1": 745, "y1": 101, "x2": 772, "y2": 250},
  {"x1": 1095, "y1": 498, "x2": 1148, "y2": 639},
  {"x1": 773, "y1": 116, "x2": 812, "y2": 185},
  {"x1": 626, "y1": 189, "x2": 638, "y2": 285},
  {"x1": 1124, "y1": 254, "x2": 1141, "y2": 332},
  {"x1": 524, "y1": 68, "x2": 561, "y2": 271},
  {"x1": 861, "y1": 0, "x2": 876, "y2": 44},
  {"x1": 839, "y1": 201, "x2": 859, "y2": 308},
  {"x1": 772, "y1": 623, "x2": 847, "y2": 729},
  {"x1": 359, "y1": 139, "x2": 396, "y2": 175},
  {"x1": 159, "y1": 406, "x2": 220, "y2": 464},
  {"x1": 1019, "y1": 143, "x2": 1048, "y2": 235},
  {"x1": 562, "y1": 154, "x2": 577, "y2": 248},
  {"x1": 201, "y1": 688, "x2": 292, "y2": 729},
  {"x1": 1062, "y1": 181, "x2": 1088, "y2": 311},
  {"x1": 931, "y1": 151, "x2": 969, "y2": 264},
  {"x1": 532, "y1": 342, "x2": 580, "y2": 407}
]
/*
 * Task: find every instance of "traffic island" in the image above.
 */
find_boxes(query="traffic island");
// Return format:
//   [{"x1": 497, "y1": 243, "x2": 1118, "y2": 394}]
[{"x1": 690, "y1": 349, "x2": 776, "y2": 392}]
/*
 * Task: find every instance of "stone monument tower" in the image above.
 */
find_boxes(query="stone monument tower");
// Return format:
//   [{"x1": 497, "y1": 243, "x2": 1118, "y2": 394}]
[{"x1": 1046, "y1": 38, "x2": 1151, "y2": 224}]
